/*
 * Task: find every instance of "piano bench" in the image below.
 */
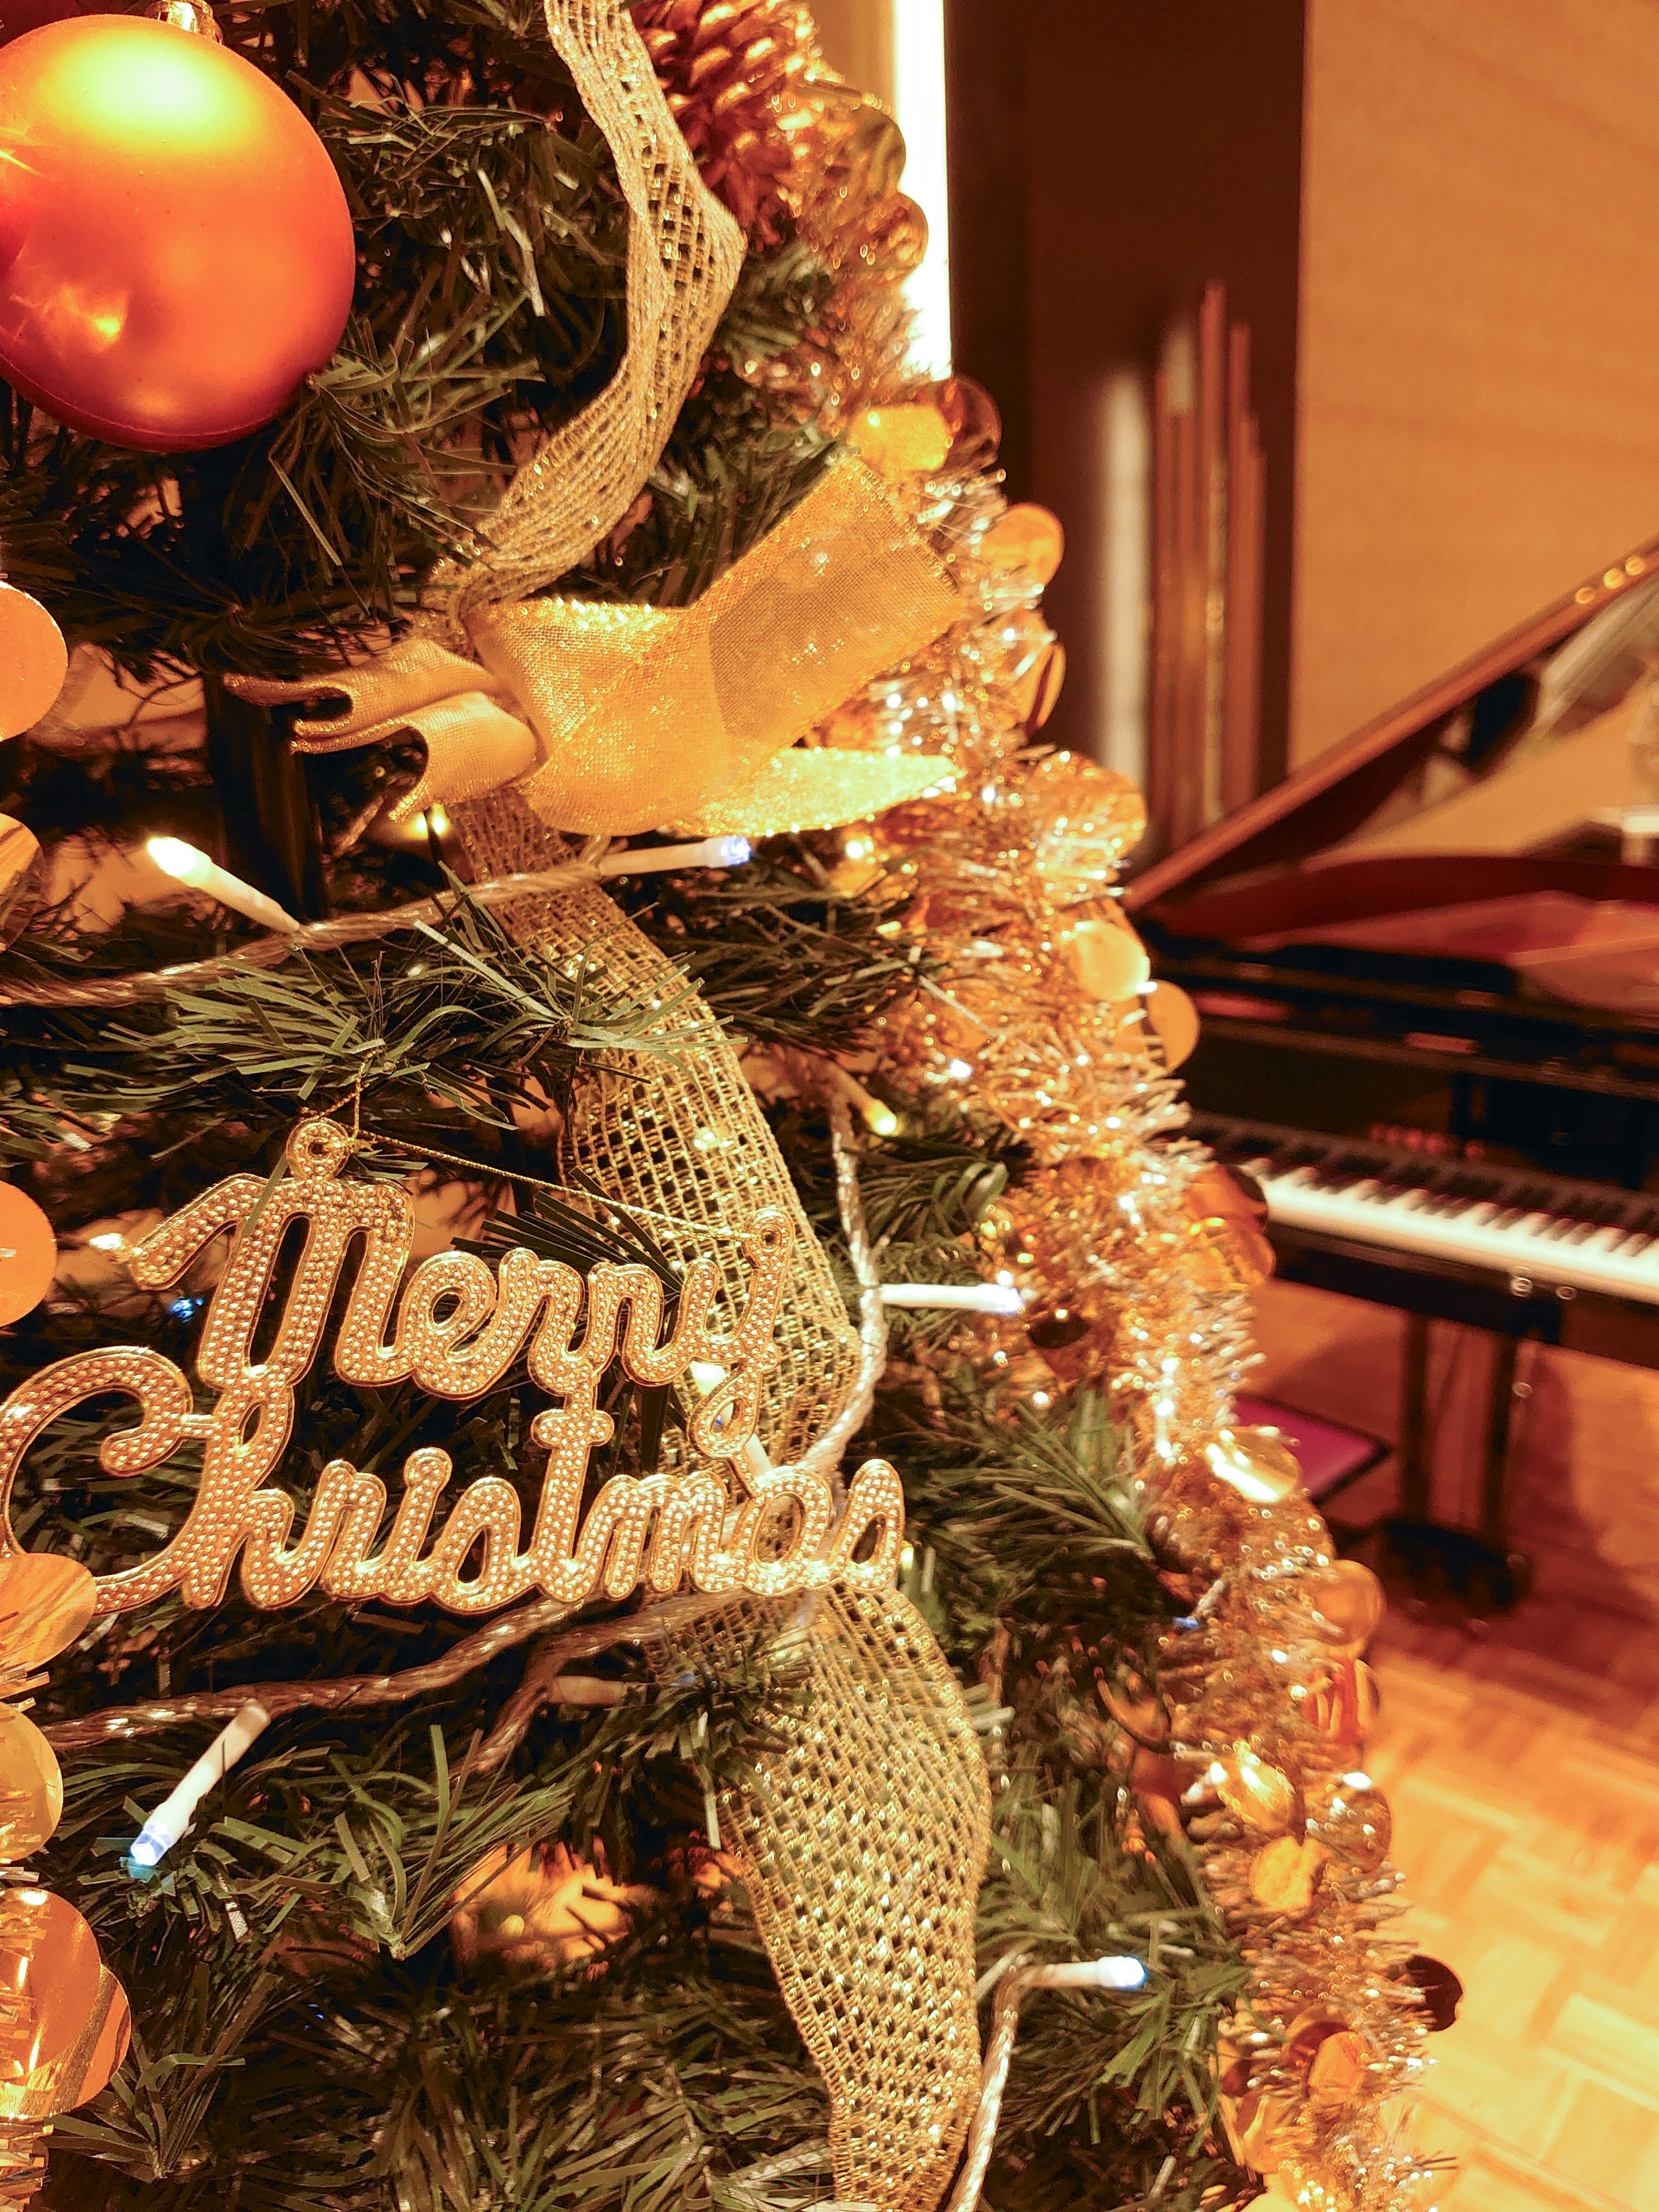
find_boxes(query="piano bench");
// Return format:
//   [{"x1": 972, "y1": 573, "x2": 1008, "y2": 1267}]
[{"x1": 1234, "y1": 1392, "x2": 1389, "y2": 1506}]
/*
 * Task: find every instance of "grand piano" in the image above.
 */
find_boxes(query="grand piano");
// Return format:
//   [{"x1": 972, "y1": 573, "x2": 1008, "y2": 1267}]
[{"x1": 1128, "y1": 538, "x2": 1659, "y2": 1604}]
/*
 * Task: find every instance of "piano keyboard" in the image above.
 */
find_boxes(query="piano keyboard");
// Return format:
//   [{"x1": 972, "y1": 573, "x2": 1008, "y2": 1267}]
[{"x1": 1189, "y1": 1114, "x2": 1659, "y2": 1306}]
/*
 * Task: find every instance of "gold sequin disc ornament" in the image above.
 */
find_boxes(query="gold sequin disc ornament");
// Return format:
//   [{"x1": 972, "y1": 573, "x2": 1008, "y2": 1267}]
[
  {"x1": 0, "y1": 1890, "x2": 102, "y2": 2081},
  {"x1": 0, "y1": 588, "x2": 66, "y2": 741},
  {"x1": 0, "y1": 1709, "x2": 60, "y2": 1862},
  {"x1": 1058, "y1": 913, "x2": 1151, "y2": 1001},
  {"x1": 1143, "y1": 979, "x2": 1201, "y2": 1069},
  {"x1": 1249, "y1": 1834, "x2": 1325, "y2": 1915},
  {"x1": 0, "y1": 1553, "x2": 97, "y2": 1671},
  {"x1": 1306, "y1": 2028, "x2": 1369, "y2": 2116},
  {"x1": 981, "y1": 503, "x2": 1065, "y2": 588}
]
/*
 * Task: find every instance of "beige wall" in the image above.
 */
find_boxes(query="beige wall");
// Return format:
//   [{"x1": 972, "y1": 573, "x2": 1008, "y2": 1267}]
[{"x1": 1291, "y1": 0, "x2": 1659, "y2": 767}]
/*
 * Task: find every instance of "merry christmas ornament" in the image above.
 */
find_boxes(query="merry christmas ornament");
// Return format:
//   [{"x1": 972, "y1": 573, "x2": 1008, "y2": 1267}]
[
  {"x1": 0, "y1": 1119, "x2": 906, "y2": 1620},
  {"x1": 0, "y1": 7, "x2": 356, "y2": 450}
]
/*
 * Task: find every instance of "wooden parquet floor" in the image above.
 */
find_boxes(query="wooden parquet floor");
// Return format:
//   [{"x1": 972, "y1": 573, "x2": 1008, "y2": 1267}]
[{"x1": 1251, "y1": 1279, "x2": 1659, "y2": 2211}]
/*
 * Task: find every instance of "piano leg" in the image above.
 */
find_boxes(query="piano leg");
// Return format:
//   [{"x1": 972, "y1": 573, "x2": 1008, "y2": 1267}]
[
  {"x1": 1398, "y1": 1312, "x2": 1432, "y2": 1522},
  {"x1": 1384, "y1": 1321, "x2": 1535, "y2": 1611},
  {"x1": 1262, "y1": 1224, "x2": 1551, "y2": 1610}
]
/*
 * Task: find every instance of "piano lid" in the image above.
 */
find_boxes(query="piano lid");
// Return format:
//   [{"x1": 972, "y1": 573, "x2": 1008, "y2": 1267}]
[{"x1": 1126, "y1": 531, "x2": 1659, "y2": 926}]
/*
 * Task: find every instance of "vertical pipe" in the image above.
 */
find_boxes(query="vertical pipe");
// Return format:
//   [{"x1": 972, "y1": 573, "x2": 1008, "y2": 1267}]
[{"x1": 1096, "y1": 369, "x2": 1152, "y2": 792}]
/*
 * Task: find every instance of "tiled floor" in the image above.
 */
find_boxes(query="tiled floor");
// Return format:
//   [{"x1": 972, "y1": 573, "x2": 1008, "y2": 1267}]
[{"x1": 1252, "y1": 1279, "x2": 1659, "y2": 2211}]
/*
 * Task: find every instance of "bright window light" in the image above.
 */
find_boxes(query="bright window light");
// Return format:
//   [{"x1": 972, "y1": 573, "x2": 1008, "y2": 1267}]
[{"x1": 892, "y1": 0, "x2": 951, "y2": 377}]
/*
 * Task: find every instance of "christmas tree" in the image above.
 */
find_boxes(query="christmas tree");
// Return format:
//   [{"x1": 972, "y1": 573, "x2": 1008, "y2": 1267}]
[{"x1": 0, "y1": 5, "x2": 1443, "y2": 2209}]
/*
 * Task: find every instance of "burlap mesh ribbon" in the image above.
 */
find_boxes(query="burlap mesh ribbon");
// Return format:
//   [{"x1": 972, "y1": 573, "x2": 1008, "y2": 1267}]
[
  {"x1": 660, "y1": 1589, "x2": 992, "y2": 2212},
  {"x1": 423, "y1": 0, "x2": 746, "y2": 639},
  {"x1": 455, "y1": 792, "x2": 862, "y2": 1460},
  {"x1": 457, "y1": 795, "x2": 992, "y2": 2209}
]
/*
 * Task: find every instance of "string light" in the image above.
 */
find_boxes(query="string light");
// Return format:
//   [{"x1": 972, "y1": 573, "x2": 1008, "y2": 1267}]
[
  {"x1": 880, "y1": 1284, "x2": 1025, "y2": 1316},
  {"x1": 128, "y1": 1699, "x2": 272, "y2": 1871},
  {"x1": 146, "y1": 837, "x2": 302, "y2": 934},
  {"x1": 596, "y1": 835, "x2": 751, "y2": 876}
]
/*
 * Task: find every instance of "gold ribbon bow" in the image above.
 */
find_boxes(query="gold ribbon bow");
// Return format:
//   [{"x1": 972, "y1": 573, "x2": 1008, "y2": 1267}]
[{"x1": 235, "y1": 455, "x2": 960, "y2": 837}]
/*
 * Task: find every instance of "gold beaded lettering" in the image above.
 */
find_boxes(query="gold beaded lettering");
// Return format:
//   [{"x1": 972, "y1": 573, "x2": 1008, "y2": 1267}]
[{"x1": 0, "y1": 1119, "x2": 905, "y2": 1621}]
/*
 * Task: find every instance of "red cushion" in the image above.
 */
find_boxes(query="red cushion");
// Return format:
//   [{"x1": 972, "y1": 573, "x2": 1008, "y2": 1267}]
[{"x1": 1233, "y1": 1393, "x2": 1385, "y2": 1500}]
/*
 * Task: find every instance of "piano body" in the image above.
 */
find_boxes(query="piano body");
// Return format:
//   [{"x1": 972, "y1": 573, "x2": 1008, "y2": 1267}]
[{"x1": 1128, "y1": 537, "x2": 1659, "y2": 1605}]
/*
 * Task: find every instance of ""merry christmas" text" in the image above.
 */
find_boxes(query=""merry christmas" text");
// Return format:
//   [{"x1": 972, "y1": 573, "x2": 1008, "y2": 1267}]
[{"x1": 0, "y1": 1119, "x2": 903, "y2": 1618}]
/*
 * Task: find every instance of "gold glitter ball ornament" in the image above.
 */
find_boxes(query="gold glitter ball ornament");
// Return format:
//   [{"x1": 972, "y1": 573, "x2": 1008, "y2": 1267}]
[
  {"x1": 0, "y1": 1187, "x2": 55, "y2": 1328},
  {"x1": 1058, "y1": 913, "x2": 1151, "y2": 1001},
  {"x1": 449, "y1": 1840, "x2": 654, "y2": 1975},
  {"x1": 0, "y1": 1710, "x2": 60, "y2": 1863},
  {"x1": 1211, "y1": 1743, "x2": 1301, "y2": 1835},
  {"x1": 1017, "y1": 750, "x2": 1147, "y2": 894},
  {"x1": 1303, "y1": 1558, "x2": 1386, "y2": 1658},
  {"x1": 0, "y1": 1554, "x2": 96, "y2": 1672},
  {"x1": 1205, "y1": 1426, "x2": 1303, "y2": 1505},
  {"x1": 1307, "y1": 1771, "x2": 1393, "y2": 1874}
]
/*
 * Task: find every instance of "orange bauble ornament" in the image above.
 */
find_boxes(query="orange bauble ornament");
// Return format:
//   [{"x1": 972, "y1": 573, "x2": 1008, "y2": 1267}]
[
  {"x1": 0, "y1": 1182, "x2": 54, "y2": 1326},
  {"x1": 0, "y1": 10, "x2": 356, "y2": 450}
]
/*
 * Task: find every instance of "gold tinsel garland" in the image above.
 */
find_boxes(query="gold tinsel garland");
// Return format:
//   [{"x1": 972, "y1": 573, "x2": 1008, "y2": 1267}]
[{"x1": 830, "y1": 440, "x2": 1432, "y2": 2212}]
